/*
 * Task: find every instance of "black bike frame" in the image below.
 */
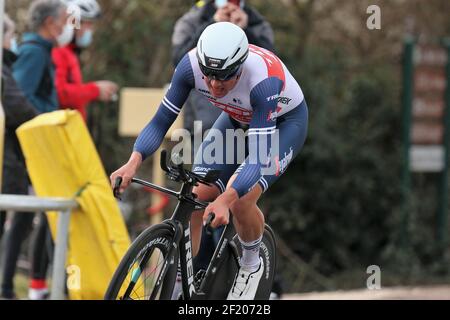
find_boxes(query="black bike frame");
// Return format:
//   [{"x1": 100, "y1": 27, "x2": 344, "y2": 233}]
[{"x1": 130, "y1": 177, "x2": 240, "y2": 300}]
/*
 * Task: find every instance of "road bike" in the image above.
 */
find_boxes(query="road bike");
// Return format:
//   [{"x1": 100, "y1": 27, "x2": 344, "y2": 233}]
[{"x1": 104, "y1": 150, "x2": 277, "y2": 300}]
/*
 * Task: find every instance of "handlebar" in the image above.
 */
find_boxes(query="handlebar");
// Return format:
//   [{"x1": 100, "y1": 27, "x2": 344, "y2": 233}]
[
  {"x1": 159, "y1": 150, "x2": 220, "y2": 186},
  {"x1": 205, "y1": 213, "x2": 215, "y2": 236},
  {"x1": 112, "y1": 150, "x2": 221, "y2": 209},
  {"x1": 113, "y1": 177, "x2": 123, "y2": 199}
]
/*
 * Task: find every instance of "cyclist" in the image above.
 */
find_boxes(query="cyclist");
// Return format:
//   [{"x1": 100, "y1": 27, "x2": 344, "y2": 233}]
[{"x1": 110, "y1": 22, "x2": 308, "y2": 300}]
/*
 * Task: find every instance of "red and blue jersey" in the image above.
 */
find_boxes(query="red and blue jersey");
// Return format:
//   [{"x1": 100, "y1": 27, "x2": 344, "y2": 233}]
[{"x1": 134, "y1": 45, "x2": 305, "y2": 197}]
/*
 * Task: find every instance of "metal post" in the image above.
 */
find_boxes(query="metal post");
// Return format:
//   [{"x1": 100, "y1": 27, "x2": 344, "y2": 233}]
[
  {"x1": 437, "y1": 38, "x2": 450, "y2": 250},
  {"x1": 50, "y1": 209, "x2": 71, "y2": 300},
  {"x1": 0, "y1": 0, "x2": 5, "y2": 191},
  {"x1": 0, "y1": 195, "x2": 78, "y2": 299},
  {"x1": 401, "y1": 37, "x2": 415, "y2": 248},
  {"x1": 0, "y1": 0, "x2": 4, "y2": 85},
  {"x1": 0, "y1": 0, "x2": 5, "y2": 73}
]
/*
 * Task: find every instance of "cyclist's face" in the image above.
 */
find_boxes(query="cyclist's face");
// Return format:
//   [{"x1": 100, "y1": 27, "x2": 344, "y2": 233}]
[{"x1": 204, "y1": 75, "x2": 239, "y2": 98}]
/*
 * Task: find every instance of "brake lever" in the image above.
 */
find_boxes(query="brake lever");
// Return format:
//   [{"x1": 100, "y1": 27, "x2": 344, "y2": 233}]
[{"x1": 205, "y1": 213, "x2": 215, "y2": 236}]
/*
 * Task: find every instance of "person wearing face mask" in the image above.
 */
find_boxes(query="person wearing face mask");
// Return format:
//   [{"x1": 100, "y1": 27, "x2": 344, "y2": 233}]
[
  {"x1": 52, "y1": 0, "x2": 119, "y2": 122},
  {"x1": 1, "y1": 0, "x2": 70, "y2": 300},
  {"x1": 12, "y1": 0, "x2": 71, "y2": 114}
]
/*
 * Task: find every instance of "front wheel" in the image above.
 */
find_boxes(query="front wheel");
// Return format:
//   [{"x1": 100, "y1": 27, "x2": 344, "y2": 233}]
[
  {"x1": 104, "y1": 224, "x2": 177, "y2": 300},
  {"x1": 253, "y1": 224, "x2": 277, "y2": 299}
]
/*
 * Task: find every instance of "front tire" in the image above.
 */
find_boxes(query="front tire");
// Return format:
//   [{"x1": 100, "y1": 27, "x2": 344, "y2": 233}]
[{"x1": 104, "y1": 224, "x2": 177, "y2": 300}]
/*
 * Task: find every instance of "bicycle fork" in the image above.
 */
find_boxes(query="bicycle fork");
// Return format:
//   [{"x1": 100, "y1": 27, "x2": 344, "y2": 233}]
[{"x1": 149, "y1": 220, "x2": 183, "y2": 299}]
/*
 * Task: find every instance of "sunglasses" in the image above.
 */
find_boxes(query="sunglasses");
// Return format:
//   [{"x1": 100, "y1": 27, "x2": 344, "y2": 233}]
[{"x1": 199, "y1": 63, "x2": 241, "y2": 81}]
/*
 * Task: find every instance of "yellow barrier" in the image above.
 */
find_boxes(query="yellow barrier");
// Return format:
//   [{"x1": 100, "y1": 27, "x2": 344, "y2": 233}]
[{"x1": 17, "y1": 110, "x2": 130, "y2": 299}]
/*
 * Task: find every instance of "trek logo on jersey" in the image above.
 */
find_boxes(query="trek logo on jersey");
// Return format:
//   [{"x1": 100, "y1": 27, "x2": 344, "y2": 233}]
[
  {"x1": 268, "y1": 96, "x2": 292, "y2": 105},
  {"x1": 278, "y1": 97, "x2": 292, "y2": 105},
  {"x1": 266, "y1": 94, "x2": 280, "y2": 102}
]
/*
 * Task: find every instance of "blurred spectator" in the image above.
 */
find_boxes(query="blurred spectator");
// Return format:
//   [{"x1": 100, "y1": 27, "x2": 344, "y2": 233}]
[
  {"x1": 1, "y1": 0, "x2": 70, "y2": 300},
  {"x1": 52, "y1": 0, "x2": 118, "y2": 122},
  {"x1": 172, "y1": 0, "x2": 275, "y2": 136},
  {"x1": 172, "y1": 0, "x2": 274, "y2": 66},
  {"x1": 0, "y1": 15, "x2": 39, "y2": 242},
  {"x1": 170, "y1": 0, "x2": 276, "y2": 299},
  {"x1": 13, "y1": 0, "x2": 72, "y2": 113}
]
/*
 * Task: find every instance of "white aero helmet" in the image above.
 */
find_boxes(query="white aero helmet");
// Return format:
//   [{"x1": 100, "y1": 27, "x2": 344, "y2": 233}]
[
  {"x1": 197, "y1": 22, "x2": 249, "y2": 80},
  {"x1": 63, "y1": 0, "x2": 101, "y2": 20}
]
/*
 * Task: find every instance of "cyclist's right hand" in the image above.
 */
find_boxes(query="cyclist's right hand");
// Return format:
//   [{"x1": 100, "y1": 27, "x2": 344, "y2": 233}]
[{"x1": 110, "y1": 152, "x2": 143, "y2": 195}]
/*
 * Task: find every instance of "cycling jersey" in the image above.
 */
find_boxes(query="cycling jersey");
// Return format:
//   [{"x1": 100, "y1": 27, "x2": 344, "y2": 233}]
[
  {"x1": 189, "y1": 45, "x2": 303, "y2": 123},
  {"x1": 192, "y1": 101, "x2": 308, "y2": 196},
  {"x1": 134, "y1": 45, "x2": 307, "y2": 197}
]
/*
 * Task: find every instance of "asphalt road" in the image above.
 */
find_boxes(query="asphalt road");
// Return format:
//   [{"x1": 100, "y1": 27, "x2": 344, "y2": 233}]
[{"x1": 283, "y1": 285, "x2": 450, "y2": 300}]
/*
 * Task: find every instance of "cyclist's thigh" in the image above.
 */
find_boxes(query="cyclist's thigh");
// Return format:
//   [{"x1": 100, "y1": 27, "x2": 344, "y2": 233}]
[
  {"x1": 192, "y1": 183, "x2": 221, "y2": 202},
  {"x1": 192, "y1": 112, "x2": 245, "y2": 194}
]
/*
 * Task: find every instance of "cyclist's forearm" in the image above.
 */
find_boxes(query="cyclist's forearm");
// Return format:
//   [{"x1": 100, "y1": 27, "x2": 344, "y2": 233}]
[
  {"x1": 220, "y1": 188, "x2": 240, "y2": 206},
  {"x1": 127, "y1": 151, "x2": 143, "y2": 171},
  {"x1": 133, "y1": 105, "x2": 176, "y2": 160}
]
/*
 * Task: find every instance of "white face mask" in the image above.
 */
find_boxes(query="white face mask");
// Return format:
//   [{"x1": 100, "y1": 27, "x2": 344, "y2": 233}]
[
  {"x1": 76, "y1": 29, "x2": 93, "y2": 48},
  {"x1": 57, "y1": 24, "x2": 75, "y2": 47},
  {"x1": 10, "y1": 37, "x2": 19, "y2": 54},
  {"x1": 215, "y1": 0, "x2": 227, "y2": 8}
]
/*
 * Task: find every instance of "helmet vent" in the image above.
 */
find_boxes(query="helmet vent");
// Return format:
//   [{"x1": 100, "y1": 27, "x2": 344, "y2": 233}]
[{"x1": 230, "y1": 47, "x2": 241, "y2": 60}]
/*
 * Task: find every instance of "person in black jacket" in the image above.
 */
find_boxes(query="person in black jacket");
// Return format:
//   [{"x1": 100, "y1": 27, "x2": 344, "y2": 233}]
[
  {"x1": 0, "y1": 14, "x2": 40, "y2": 300},
  {"x1": 172, "y1": 0, "x2": 274, "y2": 66},
  {"x1": 0, "y1": 14, "x2": 39, "y2": 240},
  {"x1": 1, "y1": 1, "x2": 71, "y2": 300}
]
